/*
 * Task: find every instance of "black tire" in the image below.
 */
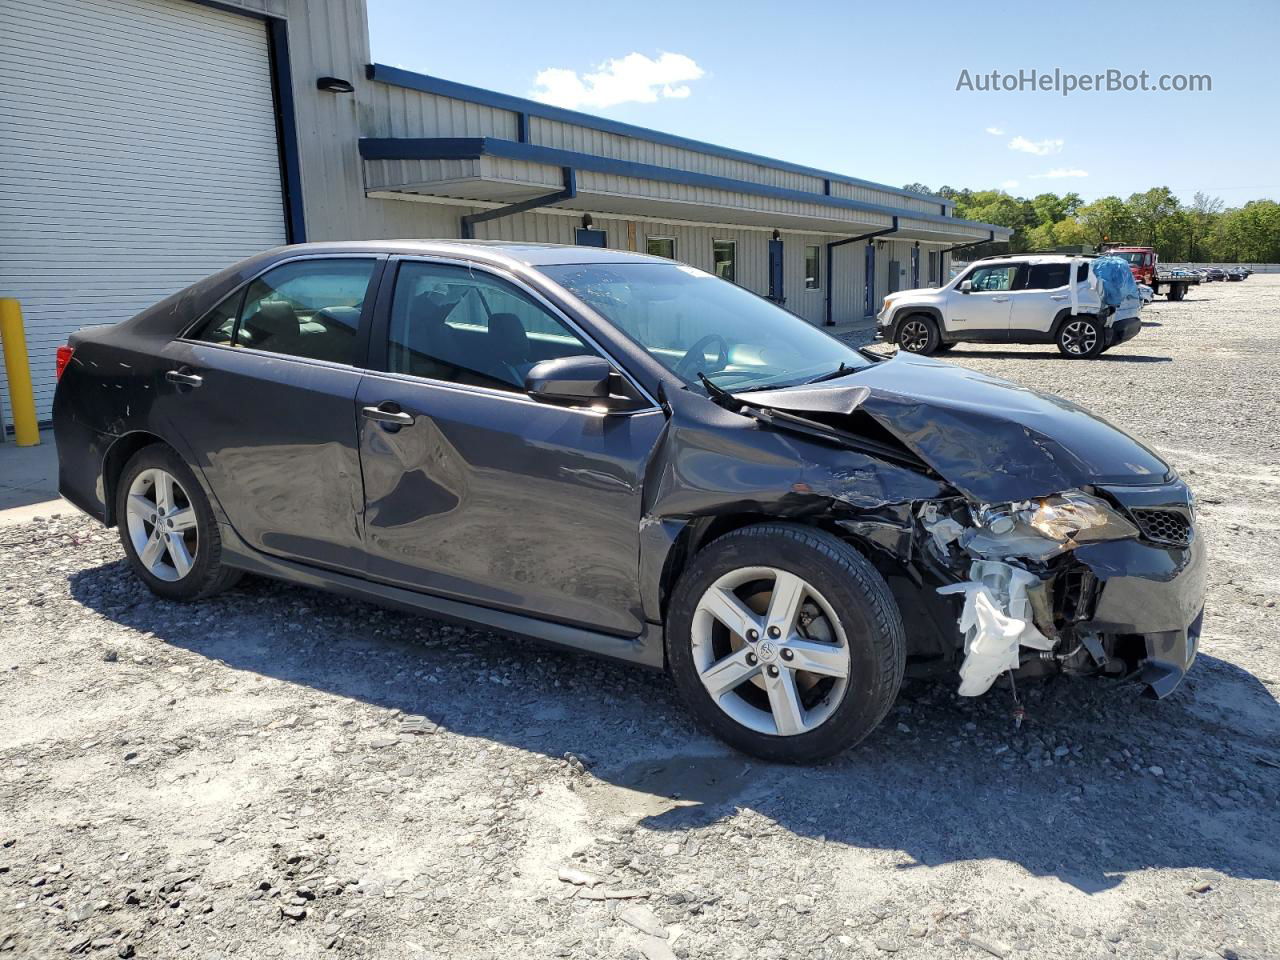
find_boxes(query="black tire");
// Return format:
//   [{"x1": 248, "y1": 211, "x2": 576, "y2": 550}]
[
  {"x1": 666, "y1": 523, "x2": 905, "y2": 763},
  {"x1": 1167, "y1": 284, "x2": 1185, "y2": 301},
  {"x1": 115, "y1": 444, "x2": 241, "y2": 601},
  {"x1": 894, "y1": 314, "x2": 941, "y2": 355},
  {"x1": 1056, "y1": 315, "x2": 1105, "y2": 359}
]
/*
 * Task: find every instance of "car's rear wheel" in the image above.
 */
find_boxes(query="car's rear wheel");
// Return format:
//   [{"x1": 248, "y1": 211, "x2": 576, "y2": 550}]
[
  {"x1": 116, "y1": 445, "x2": 241, "y2": 601},
  {"x1": 895, "y1": 314, "x2": 941, "y2": 355},
  {"x1": 1057, "y1": 316, "x2": 1104, "y2": 358},
  {"x1": 666, "y1": 523, "x2": 905, "y2": 763}
]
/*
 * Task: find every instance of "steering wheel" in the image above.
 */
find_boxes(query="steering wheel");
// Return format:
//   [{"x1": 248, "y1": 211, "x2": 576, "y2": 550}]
[{"x1": 674, "y1": 334, "x2": 730, "y2": 382}]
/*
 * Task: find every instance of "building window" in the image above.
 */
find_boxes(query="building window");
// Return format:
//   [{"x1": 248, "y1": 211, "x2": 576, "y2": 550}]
[
  {"x1": 804, "y1": 244, "x2": 820, "y2": 289},
  {"x1": 646, "y1": 236, "x2": 676, "y2": 259},
  {"x1": 575, "y1": 228, "x2": 607, "y2": 247},
  {"x1": 712, "y1": 240, "x2": 736, "y2": 282}
]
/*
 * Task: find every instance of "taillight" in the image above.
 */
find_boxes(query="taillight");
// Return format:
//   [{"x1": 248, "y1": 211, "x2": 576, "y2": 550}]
[{"x1": 55, "y1": 344, "x2": 75, "y2": 381}]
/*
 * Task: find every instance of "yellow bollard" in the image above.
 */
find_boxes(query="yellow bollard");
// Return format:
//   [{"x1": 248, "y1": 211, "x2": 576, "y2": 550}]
[{"x1": 0, "y1": 298, "x2": 40, "y2": 446}]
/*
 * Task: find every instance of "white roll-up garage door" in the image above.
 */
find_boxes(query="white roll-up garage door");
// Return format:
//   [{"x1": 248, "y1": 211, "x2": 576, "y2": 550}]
[{"x1": 0, "y1": 0, "x2": 289, "y2": 423}]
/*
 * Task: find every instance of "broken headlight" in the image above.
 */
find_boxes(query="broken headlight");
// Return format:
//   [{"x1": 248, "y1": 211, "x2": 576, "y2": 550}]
[{"x1": 975, "y1": 491, "x2": 1138, "y2": 546}]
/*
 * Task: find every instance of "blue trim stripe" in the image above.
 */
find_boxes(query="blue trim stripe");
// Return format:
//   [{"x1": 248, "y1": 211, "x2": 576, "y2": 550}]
[
  {"x1": 366, "y1": 63, "x2": 955, "y2": 212},
  {"x1": 358, "y1": 137, "x2": 1010, "y2": 236}
]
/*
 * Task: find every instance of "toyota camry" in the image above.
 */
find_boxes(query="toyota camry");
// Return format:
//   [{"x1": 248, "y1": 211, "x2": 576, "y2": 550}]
[{"x1": 53, "y1": 241, "x2": 1206, "y2": 762}]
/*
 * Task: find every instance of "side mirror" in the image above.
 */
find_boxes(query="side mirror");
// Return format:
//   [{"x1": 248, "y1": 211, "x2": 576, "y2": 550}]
[
  {"x1": 525, "y1": 355, "x2": 614, "y2": 407},
  {"x1": 959, "y1": 280, "x2": 973, "y2": 293}
]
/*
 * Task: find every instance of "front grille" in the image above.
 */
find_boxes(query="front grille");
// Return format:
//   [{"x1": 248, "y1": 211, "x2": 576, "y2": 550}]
[{"x1": 1132, "y1": 508, "x2": 1192, "y2": 546}]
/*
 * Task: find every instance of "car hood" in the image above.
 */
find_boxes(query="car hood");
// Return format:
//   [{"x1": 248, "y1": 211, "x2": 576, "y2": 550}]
[{"x1": 741, "y1": 352, "x2": 1172, "y2": 503}]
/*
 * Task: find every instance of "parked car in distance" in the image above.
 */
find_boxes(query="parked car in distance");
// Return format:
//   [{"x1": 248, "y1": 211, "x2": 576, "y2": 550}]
[
  {"x1": 1226, "y1": 268, "x2": 1247, "y2": 281},
  {"x1": 877, "y1": 254, "x2": 1142, "y2": 359},
  {"x1": 53, "y1": 241, "x2": 1206, "y2": 763},
  {"x1": 1203, "y1": 267, "x2": 1227, "y2": 281}
]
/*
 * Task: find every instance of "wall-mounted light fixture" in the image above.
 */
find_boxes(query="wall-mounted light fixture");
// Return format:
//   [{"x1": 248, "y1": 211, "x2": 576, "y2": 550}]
[
  {"x1": 317, "y1": 76, "x2": 355, "y2": 94},
  {"x1": 581, "y1": 213, "x2": 594, "y2": 229},
  {"x1": 772, "y1": 229, "x2": 781, "y2": 241}
]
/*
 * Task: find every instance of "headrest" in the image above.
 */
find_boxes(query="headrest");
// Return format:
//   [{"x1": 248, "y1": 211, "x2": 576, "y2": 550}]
[
  {"x1": 314, "y1": 305, "x2": 360, "y2": 333},
  {"x1": 244, "y1": 301, "x2": 299, "y2": 342},
  {"x1": 486, "y1": 312, "x2": 529, "y2": 361}
]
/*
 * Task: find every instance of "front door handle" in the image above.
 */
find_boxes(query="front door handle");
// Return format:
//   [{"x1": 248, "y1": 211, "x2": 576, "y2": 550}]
[
  {"x1": 362, "y1": 403, "x2": 415, "y2": 426},
  {"x1": 165, "y1": 369, "x2": 203, "y2": 387},
  {"x1": 991, "y1": 296, "x2": 1010, "y2": 303}
]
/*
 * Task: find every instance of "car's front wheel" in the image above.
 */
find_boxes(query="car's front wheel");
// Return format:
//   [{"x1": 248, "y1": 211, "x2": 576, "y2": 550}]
[
  {"x1": 115, "y1": 445, "x2": 241, "y2": 601},
  {"x1": 895, "y1": 314, "x2": 941, "y2": 355},
  {"x1": 1056, "y1": 315, "x2": 1104, "y2": 358},
  {"x1": 666, "y1": 524, "x2": 905, "y2": 763}
]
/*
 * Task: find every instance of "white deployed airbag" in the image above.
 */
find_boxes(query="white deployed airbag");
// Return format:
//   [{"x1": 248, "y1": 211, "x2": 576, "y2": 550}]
[{"x1": 938, "y1": 561, "x2": 1054, "y2": 696}]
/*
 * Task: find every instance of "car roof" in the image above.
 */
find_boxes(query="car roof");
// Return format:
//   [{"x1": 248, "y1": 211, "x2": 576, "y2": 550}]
[
  {"x1": 970, "y1": 254, "x2": 1083, "y2": 266},
  {"x1": 260, "y1": 239, "x2": 672, "y2": 269}
]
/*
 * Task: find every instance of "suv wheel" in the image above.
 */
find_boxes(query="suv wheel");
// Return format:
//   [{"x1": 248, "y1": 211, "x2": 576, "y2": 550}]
[
  {"x1": 1057, "y1": 316, "x2": 1104, "y2": 358},
  {"x1": 666, "y1": 524, "x2": 905, "y2": 763},
  {"x1": 895, "y1": 315, "x2": 941, "y2": 355},
  {"x1": 116, "y1": 445, "x2": 241, "y2": 601}
]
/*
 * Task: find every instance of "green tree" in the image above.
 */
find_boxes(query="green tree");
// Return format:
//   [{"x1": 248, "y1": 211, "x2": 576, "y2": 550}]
[
  {"x1": 1188, "y1": 192, "x2": 1224, "y2": 262},
  {"x1": 1127, "y1": 187, "x2": 1181, "y2": 246},
  {"x1": 1077, "y1": 196, "x2": 1136, "y2": 246}
]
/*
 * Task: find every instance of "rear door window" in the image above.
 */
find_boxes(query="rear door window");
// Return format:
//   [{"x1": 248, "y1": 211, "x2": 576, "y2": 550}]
[
  {"x1": 1023, "y1": 263, "x2": 1071, "y2": 290},
  {"x1": 192, "y1": 258, "x2": 377, "y2": 364}
]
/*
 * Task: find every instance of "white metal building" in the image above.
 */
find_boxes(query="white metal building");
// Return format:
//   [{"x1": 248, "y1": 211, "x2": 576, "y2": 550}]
[{"x1": 0, "y1": 0, "x2": 1011, "y2": 423}]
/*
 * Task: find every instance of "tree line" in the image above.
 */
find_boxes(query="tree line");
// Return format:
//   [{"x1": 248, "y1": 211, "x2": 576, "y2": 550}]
[{"x1": 902, "y1": 184, "x2": 1280, "y2": 263}]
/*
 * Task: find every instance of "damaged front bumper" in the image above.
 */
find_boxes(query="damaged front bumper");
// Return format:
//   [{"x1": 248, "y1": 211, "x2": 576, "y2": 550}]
[
  {"x1": 922, "y1": 481, "x2": 1206, "y2": 699},
  {"x1": 1071, "y1": 531, "x2": 1206, "y2": 697}
]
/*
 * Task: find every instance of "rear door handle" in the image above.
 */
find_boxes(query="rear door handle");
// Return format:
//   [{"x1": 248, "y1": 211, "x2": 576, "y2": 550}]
[
  {"x1": 165, "y1": 369, "x2": 203, "y2": 387},
  {"x1": 1050, "y1": 294, "x2": 1069, "y2": 301},
  {"x1": 362, "y1": 403, "x2": 414, "y2": 426}
]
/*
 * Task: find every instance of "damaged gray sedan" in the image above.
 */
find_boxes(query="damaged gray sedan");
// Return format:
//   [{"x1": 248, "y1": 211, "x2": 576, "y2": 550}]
[{"x1": 53, "y1": 242, "x2": 1206, "y2": 763}]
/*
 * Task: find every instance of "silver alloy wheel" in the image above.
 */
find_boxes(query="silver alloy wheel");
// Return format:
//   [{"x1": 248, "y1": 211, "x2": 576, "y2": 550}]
[
  {"x1": 1061, "y1": 320, "x2": 1098, "y2": 355},
  {"x1": 124, "y1": 468, "x2": 198, "y2": 582},
  {"x1": 898, "y1": 319, "x2": 930, "y2": 352},
  {"x1": 691, "y1": 566, "x2": 851, "y2": 736}
]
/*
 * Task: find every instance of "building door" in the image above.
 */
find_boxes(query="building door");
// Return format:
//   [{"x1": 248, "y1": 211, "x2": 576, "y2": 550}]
[
  {"x1": 911, "y1": 246, "x2": 921, "y2": 288},
  {"x1": 928, "y1": 251, "x2": 940, "y2": 285},
  {"x1": 0, "y1": 0, "x2": 290, "y2": 422},
  {"x1": 864, "y1": 244, "x2": 876, "y2": 316},
  {"x1": 767, "y1": 238, "x2": 785, "y2": 304}
]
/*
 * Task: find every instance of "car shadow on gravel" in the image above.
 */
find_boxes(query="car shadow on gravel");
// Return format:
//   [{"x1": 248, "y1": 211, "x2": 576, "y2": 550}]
[
  {"x1": 71, "y1": 563, "x2": 1280, "y2": 895},
  {"x1": 948, "y1": 349, "x2": 1173, "y2": 363}
]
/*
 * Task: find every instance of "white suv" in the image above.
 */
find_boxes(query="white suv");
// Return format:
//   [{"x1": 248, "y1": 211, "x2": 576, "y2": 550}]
[{"x1": 876, "y1": 255, "x2": 1143, "y2": 359}]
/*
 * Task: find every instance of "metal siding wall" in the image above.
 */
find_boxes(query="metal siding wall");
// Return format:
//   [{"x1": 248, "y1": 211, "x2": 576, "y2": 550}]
[
  {"x1": 1, "y1": 0, "x2": 289, "y2": 420},
  {"x1": 530, "y1": 118, "x2": 826, "y2": 194}
]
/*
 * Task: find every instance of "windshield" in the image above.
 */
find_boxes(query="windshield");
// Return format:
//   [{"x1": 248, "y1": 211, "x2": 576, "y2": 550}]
[
  {"x1": 539, "y1": 261, "x2": 871, "y2": 392},
  {"x1": 1117, "y1": 251, "x2": 1150, "y2": 265}
]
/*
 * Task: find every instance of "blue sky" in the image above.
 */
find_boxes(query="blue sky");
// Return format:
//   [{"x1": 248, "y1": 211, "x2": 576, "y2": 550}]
[{"x1": 367, "y1": 0, "x2": 1279, "y2": 206}]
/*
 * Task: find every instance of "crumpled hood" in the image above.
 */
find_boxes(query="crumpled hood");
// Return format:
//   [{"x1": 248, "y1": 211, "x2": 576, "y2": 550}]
[{"x1": 742, "y1": 352, "x2": 1172, "y2": 503}]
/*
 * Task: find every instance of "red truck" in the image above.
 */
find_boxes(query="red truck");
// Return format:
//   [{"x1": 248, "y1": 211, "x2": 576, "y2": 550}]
[{"x1": 1100, "y1": 243, "x2": 1198, "y2": 301}]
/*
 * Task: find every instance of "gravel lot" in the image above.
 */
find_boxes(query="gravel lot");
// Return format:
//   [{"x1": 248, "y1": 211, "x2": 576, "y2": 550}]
[{"x1": 2, "y1": 276, "x2": 1278, "y2": 960}]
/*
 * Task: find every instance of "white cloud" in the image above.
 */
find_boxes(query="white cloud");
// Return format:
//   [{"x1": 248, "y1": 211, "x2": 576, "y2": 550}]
[
  {"x1": 1000, "y1": 179, "x2": 1019, "y2": 190},
  {"x1": 529, "y1": 52, "x2": 705, "y2": 110},
  {"x1": 1030, "y1": 168, "x2": 1090, "y2": 179},
  {"x1": 1009, "y1": 136, "x2": 1064, "y2": 155},
  {"x1": 985, "y1": 126, "x2": 1005, "y2": 136}
]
